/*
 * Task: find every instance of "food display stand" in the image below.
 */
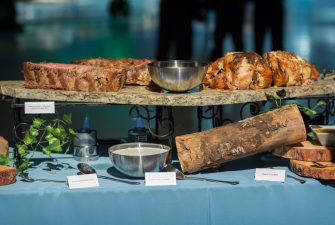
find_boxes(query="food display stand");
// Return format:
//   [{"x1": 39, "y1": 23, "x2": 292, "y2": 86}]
[{"x1": 1, "y1": 80, "x2": 335, "y2": 225}]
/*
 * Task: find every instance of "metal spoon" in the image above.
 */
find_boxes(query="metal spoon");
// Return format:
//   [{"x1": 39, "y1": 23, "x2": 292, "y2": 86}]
[
  {"x1": 268, "y1": 167, "x2": 306, "y2": 184},
  {"x1": 77, "y1": 163, "x2": 140, "y2": 185},
  {"x1": 19, "y1": 173, "x2": 65, "y2": 183},
  {"x1": 312, "y1": 161, "x2": 335, "y2": 168},
  {"x1": 286, "y1": 174, "x2": 306, "y2": 184},
  {"x1": 164, "y1": 164, "x2": 239, "y2": 185}
]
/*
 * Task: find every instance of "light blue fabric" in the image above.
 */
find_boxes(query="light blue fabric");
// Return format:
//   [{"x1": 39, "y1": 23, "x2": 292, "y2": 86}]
[{"x1": 1, "y1": 152, "x2": 334, "y2": 225}]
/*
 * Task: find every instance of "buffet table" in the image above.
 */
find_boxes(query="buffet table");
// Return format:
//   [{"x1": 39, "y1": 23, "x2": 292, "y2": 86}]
[{"x1": 1, "y1": 151, "x2": 334, "y2": 225}]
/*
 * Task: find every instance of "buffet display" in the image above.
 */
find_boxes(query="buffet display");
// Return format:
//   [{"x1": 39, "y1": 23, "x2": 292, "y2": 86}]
[
  {"x1": 1, "y1": 50, "x2": 335, "y2": 188},
  {"x1": 22, "y1": 50, "x2": 320, "y2": 93}
]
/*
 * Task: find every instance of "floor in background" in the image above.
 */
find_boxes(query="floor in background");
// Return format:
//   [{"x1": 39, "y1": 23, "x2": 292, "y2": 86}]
[{"x1": 0, "y1": 0, "x2": 335, "y2": 142}]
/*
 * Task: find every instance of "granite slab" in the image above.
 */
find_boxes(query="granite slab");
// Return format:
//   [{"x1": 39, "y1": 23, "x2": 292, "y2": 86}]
[{"x1": 1, "y1": 80, "x2": 335, "y2": 106}]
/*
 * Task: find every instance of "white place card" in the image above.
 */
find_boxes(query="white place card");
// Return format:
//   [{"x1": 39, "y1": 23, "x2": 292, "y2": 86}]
[
  {"x1": 67, "y1": 174, "x2": 99, "y2": 189},
  {"x1": 145, "y1": 172, "x2": 176, "y2": 186},
  {"x1": 255, "y1": 168, "x2": 286, "y2": 182},
  {"x1": 25, "y1": 101, "x2": 55, "y2": 114}
]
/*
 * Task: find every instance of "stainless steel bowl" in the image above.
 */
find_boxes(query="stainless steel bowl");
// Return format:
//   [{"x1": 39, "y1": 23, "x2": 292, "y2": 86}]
[
  {"x1": 108, "y1": 142, "x2": 171, "y2": 178},
  {"x1": 148, "y1": 60, "x2": 208, "y2": 92}
]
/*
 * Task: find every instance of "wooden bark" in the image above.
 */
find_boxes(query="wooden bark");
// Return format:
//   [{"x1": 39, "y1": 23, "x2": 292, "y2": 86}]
[
  {"x1": 0, "y1": 136, "x2": 9, "y2": 156},
  {"x1": 273, "y1": 141, "x2": 335, "y2": 162},
  {"x1": 176, "y1": 105, "x2": 306, "y2": 173},
  {"x1": 0, "y1": 165, "x2": 16, "y2": 186},
  {"x1": 290, "y1": 160, "x2": 335, "y2": 180}
]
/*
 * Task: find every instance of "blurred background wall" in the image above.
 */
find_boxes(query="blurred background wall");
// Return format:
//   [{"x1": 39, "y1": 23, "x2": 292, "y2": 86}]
[{"x1": 0, "y1": 0, "x2": 334, "y2": 144}]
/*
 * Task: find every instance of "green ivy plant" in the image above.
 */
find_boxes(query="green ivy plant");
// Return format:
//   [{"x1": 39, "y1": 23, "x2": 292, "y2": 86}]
[
  {"x1": 265, "y1": 89, "x2": 327, "y2": 139},
  {"x1": 13, "y1": 114, "x2": 76, "y2": 173},
  {"x1": 264, "y1": 89, "x2": 327, "y2": 116}
]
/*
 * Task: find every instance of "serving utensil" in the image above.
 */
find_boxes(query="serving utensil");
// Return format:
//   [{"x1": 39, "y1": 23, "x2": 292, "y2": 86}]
[
  {"x1": 77, "y1": 163, "x2": 140, "y2": 185},
  {"x1": 164, "y1": 164, "x2": 239, "y2": 185},
  {"x1": 268, "y1": 167, "x2": 306, "y2": 184},
  {"x1": 286, "y1": 174, "x2": 306, "y2": 184},
  {"x1": 19, "y1": 173, "x2": 65, "y2": 183},
  {"x1": 312, "y1": 161, "x2": 335, "y2": 168}
]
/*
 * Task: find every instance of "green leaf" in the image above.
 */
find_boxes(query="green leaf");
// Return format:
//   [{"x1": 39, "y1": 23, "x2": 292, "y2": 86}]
[
  {"x1": 23, "y1": 133, "x2": 37, "y2": 145},
  {"x1": 68, "y1": 128, "x2": 77, "y2": 137},
  {"x1": 29, "y1": 127, "x2": 39, "y2": 137},
  {"x1": 62, "y1": 114, "x2": 72, "y2": 124},
  {"x1": 17, "y1": 159, "x2": 30, "y2": 173},
  {"x1": 52, "y1": 128, "x2": 62, "y2": 139},
  {"x1": 276, "y1": 89, "x2": 286, "y2": 98},
  {"x1": 42, "y1": 147, "x2": 52, "y2": 158},
  {"x1": 16, "y1": 144, "x2": 28, "y2": 156},
  {"x1": 58, "y1": 125, "x2": 67, "y2": 141},
  {"x1": 45, "y1": 133, "x2": 55, "y2": 141},
  {"x1": 32, "y1": 118, "x2": 45, "y2": 129},
  {"x1": 307, "y1": 131, "x2": 316, "y2": 140},
  {"x1": 48, "y1": 139, "x2": 62, "y2": 152},
  {"x1": 265, "y1": 93, "x2": 277, "y2": 102},
  {"x1": 314, "y1": 101, "x2": 327, "y2": 110},
  {"x1": 0, "y1": 155, "x2": 9, "y2": 165},
  {"x1": 46, "y1": 125, "x2": 53, "y2": 133},
  {"x1": 298, "y1": 106, "x2": 317, "y2": 116}
]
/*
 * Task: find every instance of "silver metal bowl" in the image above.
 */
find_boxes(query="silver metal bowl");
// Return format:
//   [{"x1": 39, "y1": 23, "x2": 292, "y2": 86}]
[
  {"x1": 108, "y1": 142, "x2": 171, "y2": 178},
  {"x1": 148, "y1": 60, "x2": 208, "y2": 92}
]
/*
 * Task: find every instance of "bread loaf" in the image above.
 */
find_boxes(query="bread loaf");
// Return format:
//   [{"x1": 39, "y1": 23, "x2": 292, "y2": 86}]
[
  {"x1": 72, "y1": 58, "x2": 153, "y2": 85},
  {"x1": 0, "y1": 136, "x2": 9, "y2": 156},
  {"x1": 23, "y1": 62, "x2": 126, "y2": 92},
  {"x1": 0, "y1": 165, "x2": 16, "y2": 186}
]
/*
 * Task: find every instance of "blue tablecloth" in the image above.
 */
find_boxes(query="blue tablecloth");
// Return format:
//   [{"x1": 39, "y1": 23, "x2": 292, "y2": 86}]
[{"x1": 1, "y1": 151, "x2": 335, "y2": 225}]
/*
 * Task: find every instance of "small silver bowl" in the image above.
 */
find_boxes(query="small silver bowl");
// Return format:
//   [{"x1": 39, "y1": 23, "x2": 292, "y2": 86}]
[
  {"x1": 108, "y1": 142, "x2": 170, "y2": 178},
  {"x1": 310, "y1": 125, "x2": 335, "y2": 146},
  {"x1": 148, "y1": 60, "x2": 208, "y2": 92}
]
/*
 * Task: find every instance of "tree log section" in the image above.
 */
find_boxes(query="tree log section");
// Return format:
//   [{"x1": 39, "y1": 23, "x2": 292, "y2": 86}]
[
  {"x1": 0, "y1": 165, "x2": 16, "y2": 186},
  {"x1": 0, "y1": 136, "x2": 9, "y2": 156},
  {"x1": 273, "y1": 141, "x2": 335, "y2": 162},
  {"x1": 290, "y1": 160, "x2": 335, "y2": 180},
  {"x1": 176, "y1": 105, "x2": 306, "y2": 173}
]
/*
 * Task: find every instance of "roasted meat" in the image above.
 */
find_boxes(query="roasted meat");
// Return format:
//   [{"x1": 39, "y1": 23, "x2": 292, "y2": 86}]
[
  {"x1": 263, "y1": 51, "x2": 320, "y2": 87},
  {"x1": 203, "y1": 52, "x2": 273, "y2": 90},
  {"x1": 23, "y1": 62, "x2": 126, "y2": 92},
  {"x1": 73, "y1": 58, "x2": 153, "y2": 85}
]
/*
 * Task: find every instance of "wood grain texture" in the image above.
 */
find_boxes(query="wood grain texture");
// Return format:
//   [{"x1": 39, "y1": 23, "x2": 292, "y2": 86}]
[
  {"x1": 290, "y1": 160, "x2": 335, "y2": 180},
  {"x1": 0, "y1": 165, "x2": 16, "y2": 186},
  {"x1": 0, "y1": 136, "x2": 9, "y2": 156},
  {"x1": 176, "y1": 105, "x2": 306, "y2": 173},
  {"x1": 273, "y1": 141, "x2": 335, "y2": 162}
]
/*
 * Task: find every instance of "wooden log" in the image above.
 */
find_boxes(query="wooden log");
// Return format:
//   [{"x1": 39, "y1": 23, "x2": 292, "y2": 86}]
[
  {"x1": 273, "y1": 141, "x2": 335, "y2": 162},
  {"x1": 0, "y1": 136, "x2": 9, "y2": 156},
  {"x1": 175, "y1": 105, "x2": 306, "y2": 173},
  {"x1": 0, "y1": 165, "x2": 16, "y2": 186},
  {"x1": 290, "y1": 160, "x2": 335, "y2": 180}
]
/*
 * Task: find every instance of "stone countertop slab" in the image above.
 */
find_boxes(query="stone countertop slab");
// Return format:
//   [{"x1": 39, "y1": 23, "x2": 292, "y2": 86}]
[{"x1": 1, "y1": 80, "x2": 335, "y2": 106}]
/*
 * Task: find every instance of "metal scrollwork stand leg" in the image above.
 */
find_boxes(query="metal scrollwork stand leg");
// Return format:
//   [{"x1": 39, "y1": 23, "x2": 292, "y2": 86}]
[{"x1": 197, "y1": 106, "x2": 233, "y2": 130}]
